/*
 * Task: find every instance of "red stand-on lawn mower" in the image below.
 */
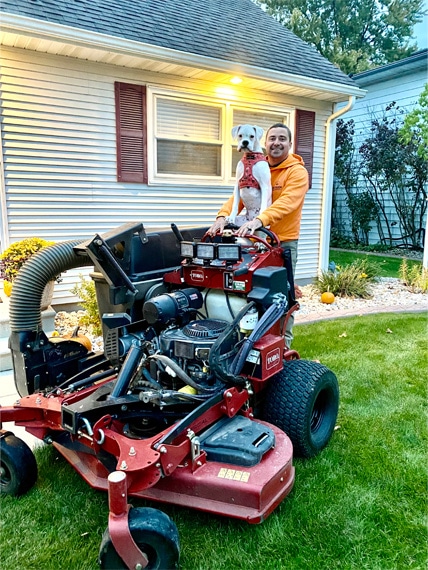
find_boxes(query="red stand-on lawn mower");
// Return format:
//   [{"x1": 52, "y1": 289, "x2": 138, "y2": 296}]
[{"x1": 0, "y1": 222, "x2": 339, "y2": 569}]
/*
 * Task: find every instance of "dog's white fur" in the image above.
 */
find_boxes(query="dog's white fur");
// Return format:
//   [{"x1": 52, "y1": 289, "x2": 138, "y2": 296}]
[{"x1": 229, "y1": 124, "x2": 272, "y2": 226}]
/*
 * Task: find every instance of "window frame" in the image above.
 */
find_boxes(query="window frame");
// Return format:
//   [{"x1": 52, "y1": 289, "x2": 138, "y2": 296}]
[
  {"x1": 147, "y1": 88, "x2": 226, "y2": 184},
  {"x1": 146, "y1": 86, "x2": 293, "y2": 186},
  {"x1": 228, "y1": 105, "x2": 293, "y2": 182}
]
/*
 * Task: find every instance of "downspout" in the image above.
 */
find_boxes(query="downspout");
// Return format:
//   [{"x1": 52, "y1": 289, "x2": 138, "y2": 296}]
[
  {"x1": 318, "y1": 96, "x2": 356, "y2": 272},
  {"x1": 423, "y1": 198, "x2": 428, "y2": 269},
  {"x1": 0, "y1": 135, "x2": 9, "y2": 251}
]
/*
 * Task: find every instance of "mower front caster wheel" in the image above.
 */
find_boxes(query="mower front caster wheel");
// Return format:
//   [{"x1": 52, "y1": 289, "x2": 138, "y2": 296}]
[
  {"x1": 0, "y1": 432, "x2": 38, "y2": 496},
  {"x1": 98, "y1": 507, "x2": 180, "y2": 569}
]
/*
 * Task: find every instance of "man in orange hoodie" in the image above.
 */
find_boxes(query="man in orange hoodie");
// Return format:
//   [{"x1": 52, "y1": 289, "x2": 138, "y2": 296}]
[{"x1": 208, "y1": 123, "x2": 309, "y2": 347}]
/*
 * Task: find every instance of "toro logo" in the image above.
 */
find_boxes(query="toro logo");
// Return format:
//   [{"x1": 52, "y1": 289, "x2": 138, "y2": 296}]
[
  {"x1": 266, "y1": 348, "x2": 281, "y2": 369},
  {"x1": 190, "y1": 270, "x2": 204, "y2": 282}
]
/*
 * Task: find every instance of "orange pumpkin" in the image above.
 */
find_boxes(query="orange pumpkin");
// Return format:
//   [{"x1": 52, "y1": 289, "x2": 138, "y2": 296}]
[
  {"x1": 62, "y1": 326, "x2": 93, "y2": 351},
  {"x1": 67, "y1": 333, "x2": 93, "y2": 351},
  {"x1": 321, "y1": 291, "x2": 335, "y2": 304}
]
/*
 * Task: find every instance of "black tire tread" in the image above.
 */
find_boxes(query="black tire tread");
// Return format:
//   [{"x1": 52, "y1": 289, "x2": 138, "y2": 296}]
[
  {"x1": 263, "y1": 360, "x2": 339, "y2": 458},
  {"x1": 0, "y1": 433, "x2": 38, "y2": 496},
  {"x1": 99, "y1": 507, "x2": 180, "y2": 569}
]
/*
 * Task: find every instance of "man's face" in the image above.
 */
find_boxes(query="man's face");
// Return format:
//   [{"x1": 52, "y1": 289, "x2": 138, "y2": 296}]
[{"x1": 265, "y1": 127, "x2": 292, "y2": 164}]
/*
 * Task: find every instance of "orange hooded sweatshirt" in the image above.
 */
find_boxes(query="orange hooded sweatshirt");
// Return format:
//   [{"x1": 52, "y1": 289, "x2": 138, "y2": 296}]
[{"x1": 217, "y1": 153, "x2": 309, "y2": 242}]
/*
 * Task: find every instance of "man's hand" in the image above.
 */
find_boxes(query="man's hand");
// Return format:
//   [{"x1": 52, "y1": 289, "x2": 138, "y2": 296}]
[
  {"x1": 236, "y1": 218, "x2": 263, "y2": 237},
  {"x1": 207, "y1": 216, "x2": 227, "y2": 236}
]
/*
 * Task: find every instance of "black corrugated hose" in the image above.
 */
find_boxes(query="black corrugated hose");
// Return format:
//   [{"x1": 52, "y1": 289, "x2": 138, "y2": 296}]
[
  {"x1": 9, "y1": 240, "x2": 92, "y2": 332},
  {"x1": 229, "y1": 293, "x2": 288, "y2": 376}
]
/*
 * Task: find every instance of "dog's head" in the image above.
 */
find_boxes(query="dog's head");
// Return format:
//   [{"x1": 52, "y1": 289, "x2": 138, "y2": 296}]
[{"x1": 231, "y1": 124, "x2": 264, "y2": 153}]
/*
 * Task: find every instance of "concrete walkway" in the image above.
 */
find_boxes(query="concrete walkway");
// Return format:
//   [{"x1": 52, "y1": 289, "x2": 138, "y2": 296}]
[{"x1": 295, "y1": 304, "x2": 427, "y2": 325}]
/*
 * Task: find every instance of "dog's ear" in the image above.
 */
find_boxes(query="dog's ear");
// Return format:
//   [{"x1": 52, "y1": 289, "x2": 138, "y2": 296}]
[
  {"x1": 231, "y1": 125, "x2": 241, "y2": 139},
  {"x1": 254, "y1": 126, "x2": 264, "y2": 140}
]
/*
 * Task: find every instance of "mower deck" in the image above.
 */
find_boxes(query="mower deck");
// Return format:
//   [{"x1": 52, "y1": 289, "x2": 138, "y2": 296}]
[{"x1": 51, "y1": 421, "x2": 294, "y2": 523}]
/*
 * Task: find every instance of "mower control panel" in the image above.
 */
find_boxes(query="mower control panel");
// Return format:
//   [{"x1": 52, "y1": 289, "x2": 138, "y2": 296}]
[{"x1": 163, "y1": 232, "x2": 287, "y2": 303}]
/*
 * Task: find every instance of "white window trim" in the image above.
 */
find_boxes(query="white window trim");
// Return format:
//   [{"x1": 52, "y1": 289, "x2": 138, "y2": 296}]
[{"x1": 146, "y1": 86, "x2": 293, "y2": 186}]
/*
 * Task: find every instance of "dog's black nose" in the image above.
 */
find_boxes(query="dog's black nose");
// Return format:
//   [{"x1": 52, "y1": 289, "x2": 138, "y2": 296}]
[{"x1": 242, "y1": 140, "x2": 249, "y2": 147}]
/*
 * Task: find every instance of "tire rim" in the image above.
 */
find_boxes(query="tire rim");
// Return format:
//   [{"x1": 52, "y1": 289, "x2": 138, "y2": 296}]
[
  {"x1": 0, "y1": 462, "x2": 12, "y2": 489},
  {"x1": 311, "y1": 388, "x2": 329, "y2": 433}
]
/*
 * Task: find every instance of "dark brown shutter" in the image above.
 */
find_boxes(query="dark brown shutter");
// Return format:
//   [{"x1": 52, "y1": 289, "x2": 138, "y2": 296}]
[
  {"x1": 115, "y1": 82, "x2": 147, "y2": 183},
  {"x1": 294, "y1": 109, "x2": 315, "y2": 188}
]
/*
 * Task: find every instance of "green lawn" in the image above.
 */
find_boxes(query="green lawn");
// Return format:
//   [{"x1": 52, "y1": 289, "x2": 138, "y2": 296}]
[
  {"x1": 329, "y1": 249, "x2": 422, "y2": 278},
  {"x1": 1, "y1": 313, "x2": 427, "y2": 570}
]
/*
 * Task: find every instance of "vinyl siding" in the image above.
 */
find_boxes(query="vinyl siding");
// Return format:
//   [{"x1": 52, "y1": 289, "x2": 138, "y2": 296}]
[
  {"x1": 334, "y1": 59, "x2": 427, "y2": 245},
  {"x1": 342, "y1": 73, "x2": 425, "y2": 153},
  {"x1": 1, "y1": 46, "x2": 333, "y2": 303}
]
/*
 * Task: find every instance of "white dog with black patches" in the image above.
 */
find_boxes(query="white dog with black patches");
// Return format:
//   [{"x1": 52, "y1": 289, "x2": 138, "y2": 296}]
[{"x1": 228, "y1": 124, "x2": 272, "y2": 226}]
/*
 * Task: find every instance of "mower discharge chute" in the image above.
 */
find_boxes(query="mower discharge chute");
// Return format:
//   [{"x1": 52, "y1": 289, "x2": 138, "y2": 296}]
[{"x1": 0, "y1": 221, "x2": 339, "y2": 569}]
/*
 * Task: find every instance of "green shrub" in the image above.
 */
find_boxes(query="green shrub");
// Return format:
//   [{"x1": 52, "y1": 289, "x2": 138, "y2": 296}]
[
  {"x1": 329, "y1": 228, "x2": 355, "y2": 249},
  {"x1": 71, "y1": 275, "x2": 102, "y2": 336},
  {"x1": 0, "y1": 237, "x2": 54, "y2": 282},
  {"x1": 358, "y1": 243, "x2": 392, "y2": 253},
  {"x1": 399, "y1": 259, "x2": 428, "y2": 293},
  {"x1": 313, "y1": 259, "x2": 379, "y2": 298}
]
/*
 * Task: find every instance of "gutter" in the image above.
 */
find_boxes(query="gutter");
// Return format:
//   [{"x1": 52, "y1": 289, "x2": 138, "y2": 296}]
[
  {"x1": 318, "y1": 96, "x2": 356, "y2": 272},
  {"x1": 0, "y1": 13, "x2": 364, "y2": 99},
  {"x1": 350, "y1": 49, "x2": 428, "y2": 85}
]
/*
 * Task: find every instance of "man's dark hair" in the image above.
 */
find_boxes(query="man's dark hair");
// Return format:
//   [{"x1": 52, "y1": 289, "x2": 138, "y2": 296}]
[{"x1": 266, "y1": 123, "x2": 292, "y2": 142}]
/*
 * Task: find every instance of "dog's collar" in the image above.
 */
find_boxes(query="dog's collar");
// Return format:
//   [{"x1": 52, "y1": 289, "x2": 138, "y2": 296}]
[{"x1": 244, "y1": 152, "x2": 266, "y2": 160}]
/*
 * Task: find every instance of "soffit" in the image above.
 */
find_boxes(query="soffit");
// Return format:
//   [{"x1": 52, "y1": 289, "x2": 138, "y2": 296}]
[{"x1": 0, "y1": 30, "x2": 363, "y2": 103}]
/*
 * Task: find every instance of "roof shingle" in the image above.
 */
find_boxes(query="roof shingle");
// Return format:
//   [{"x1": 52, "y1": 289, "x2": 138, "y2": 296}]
[{"x1": 1, "y1": 0, "x2": 356, "y2": 87}]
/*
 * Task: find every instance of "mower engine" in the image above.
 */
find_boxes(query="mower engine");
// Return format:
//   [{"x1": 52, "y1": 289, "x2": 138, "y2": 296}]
[{"x1": 56, "y1": 224, "x2": 294, "y2": 439}]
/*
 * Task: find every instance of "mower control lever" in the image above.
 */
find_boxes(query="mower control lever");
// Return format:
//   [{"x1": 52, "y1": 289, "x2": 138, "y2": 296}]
[{"x1": 171, "y1": 223, "x2": 184, "y2": 242}]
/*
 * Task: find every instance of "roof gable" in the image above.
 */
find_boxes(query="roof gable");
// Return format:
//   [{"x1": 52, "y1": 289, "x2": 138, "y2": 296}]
[{"x1": 0, "y1": 0, "x2": 356, "y2": 88}]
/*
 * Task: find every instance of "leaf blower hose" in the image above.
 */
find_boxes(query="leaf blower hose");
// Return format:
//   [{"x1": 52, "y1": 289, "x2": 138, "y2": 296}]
[
  {"x1": 9, "y1": 240, "x2": 92, "y2": 333},
  {"x1": 208, "y1": 293, "x2": 288, "y2": 385}
]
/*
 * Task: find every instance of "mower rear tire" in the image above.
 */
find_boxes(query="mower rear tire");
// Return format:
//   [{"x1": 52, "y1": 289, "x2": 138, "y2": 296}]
[
  {"x1": 0, "y1": 432, "x2": 38, "y2": 496},
  {"x1": 262, "y1": 360, "x2": 339, "y2": 458},
  {"x1": 98, "y1": 507, "x2": 180, "y2": 569}
]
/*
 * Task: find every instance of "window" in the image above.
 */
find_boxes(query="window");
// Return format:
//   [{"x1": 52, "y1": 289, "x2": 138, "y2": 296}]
[
  {"x1": 155, "y1": 98, "x2": 222, "y2": 176},
  {"x1": 115, "y1": 82, "x2": 315, "y2": 186},
  {"x1": 231, "y1": 109, "x2": 288, "y2": 176}
]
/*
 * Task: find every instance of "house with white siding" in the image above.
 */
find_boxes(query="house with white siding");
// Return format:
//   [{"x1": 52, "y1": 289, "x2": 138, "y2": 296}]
[
  {"x1": 0, "y1": 0, "x2": 364, "y2": 306},
  {"x1": 333, "y1": 49, "x2": 428, "y2": 251}
]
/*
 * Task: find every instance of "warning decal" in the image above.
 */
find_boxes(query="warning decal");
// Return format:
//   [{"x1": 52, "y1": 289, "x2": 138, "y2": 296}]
[{"x1": 217, "y1": 468, "x2": 250, "y2": 482}]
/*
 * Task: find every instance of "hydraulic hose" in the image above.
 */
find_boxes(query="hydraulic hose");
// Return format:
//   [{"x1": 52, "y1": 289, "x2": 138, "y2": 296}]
[
  {"x1": 229, "y1": 294, "x2": 288, "y2": 376},
  {"x1": 9, "y1": 240, "x2": 92, "y2": 332},
  {"x1": 148, "y1": 353, "x2": 220, "y2": 394},
  {"x1": 208, "y1": 302, "x2": 256, "y2": 385}
]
